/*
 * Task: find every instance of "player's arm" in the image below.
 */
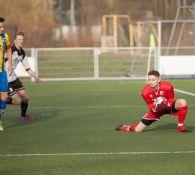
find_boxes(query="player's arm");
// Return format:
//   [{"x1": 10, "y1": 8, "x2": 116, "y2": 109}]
[
  {"x1": 27, "y1": 68, "x2": 41, "y2": 83},
  {"x1": 143, "y1": 94, "x2": 171, "y2": 114},
  {"x1": 154, "y1": 97, "x2": 172, "y2": 114},
  {"x1": 142, "y1": 91, "x2": 157, "y2": 113},
  {"x1": 167, "y1": 84, "x2": 175, "y2": 105},
  {"x1": 22, "y1": 56, "x2": 41, "y2": 83},
  {"x1": 6, "y1": 35, "x2": 13, "y2": 74},
  {"x1": 153, "y1": 84, "x2": 174, "y2": 114}
]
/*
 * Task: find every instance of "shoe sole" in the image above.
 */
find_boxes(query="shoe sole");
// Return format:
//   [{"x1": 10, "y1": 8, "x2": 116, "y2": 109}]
[
  {"x1": 185, "y1": 130, "x2": 192, "y2": 133},
  {"x1": 116, "y1": 125, "x2": 124, "y2": 131},
  {"x1": 178, "y1": 129, "x2": 192, "y2": 133}
]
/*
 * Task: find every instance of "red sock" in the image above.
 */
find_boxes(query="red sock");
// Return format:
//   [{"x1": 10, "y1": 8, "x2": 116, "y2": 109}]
[
  {"x1": 177, "y1": 106, "x2": 188, "y2": 124},
  {"x1": 129, "y1": 123, "x2": 138, "y2": 132}
]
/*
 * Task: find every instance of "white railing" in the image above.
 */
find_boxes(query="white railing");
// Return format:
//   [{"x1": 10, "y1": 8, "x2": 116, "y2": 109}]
[
  {"x1": 29, "y1": 47, "x2": 152, "y2": 81},
  {"x1": 24, "y1": 45, "x2": 195, "y2": 81}
]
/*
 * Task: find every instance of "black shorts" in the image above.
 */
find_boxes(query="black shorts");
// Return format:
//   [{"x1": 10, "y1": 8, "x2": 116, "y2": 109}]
[
  {"x1": 171, "y1": 100, "x2": 178, "y2": 113},
  {"x1": 8, "y1": 78, "x2": 25, "y2": 96},
  {"x1": 141, "y1": 118, "x2": 156, "y2": 126}
]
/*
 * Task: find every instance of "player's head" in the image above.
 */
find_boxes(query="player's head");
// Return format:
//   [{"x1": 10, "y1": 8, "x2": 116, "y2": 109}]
[
  {"x1": 14, "y1": 32, "x2": 25, "y2": 48},
  {"x1": 0, "y1": 17, "x2": 5, "y2": 34},
  {"x1": 148, "y1": 70, "x2": 160, "y2": 89}
]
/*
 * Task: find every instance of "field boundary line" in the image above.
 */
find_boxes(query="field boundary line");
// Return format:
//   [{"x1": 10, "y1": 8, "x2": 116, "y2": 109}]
[
  {"x1": 7, "y1": 88, "x2": 195, "y2": 110},
  {"x1": 9, "y1": 105, "x2": 145, "y2": 109},
  {"x1": 8, "y1": 104, "x2": 195, "y2": 109},
  {"x1": 1, "y1": 151, "x2": 195, "y2": 157},
  {"x1": 175, "y1": 88, "x2": 195, "y2": 96}
]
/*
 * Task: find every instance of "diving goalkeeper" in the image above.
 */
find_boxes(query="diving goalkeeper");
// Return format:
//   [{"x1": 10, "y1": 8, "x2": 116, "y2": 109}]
[{"x1": 116, "y1": 70, "x2": 189, "y2": 132}]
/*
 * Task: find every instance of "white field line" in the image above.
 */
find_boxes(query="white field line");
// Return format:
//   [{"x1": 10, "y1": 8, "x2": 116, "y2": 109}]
[
  {"x1": 8, "y1": 105, "x2": 145, "y2": 109},
  {"x1": 39, "y1": 88, "x2": 195, "y2": 97},
  {"x1": 8, "y1": 104, "x2": 195, "y2": 110},
  {"x1": 32, "y1": 105, "x2": 145, "y2": 109},
  {"x1": 40, "y1": 93, "x2": 129, "y2": 96},
  {"x1": 28, "y1": 104, "x2": 195, "y2": 109},
  {"x1": 8, "y1": 88, "x2": 195, "y2": 110},
  {"x1": 0, "y1": 151, "x2": 195, "y2": 157},
  {"x1": 174, "y1": 88, "x2": 195, "y2": 96}
]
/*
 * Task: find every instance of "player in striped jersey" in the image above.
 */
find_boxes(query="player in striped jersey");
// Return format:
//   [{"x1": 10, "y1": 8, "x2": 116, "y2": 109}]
[{"x1": 0, "y1": 17, "x2": 12, "y2": 131}]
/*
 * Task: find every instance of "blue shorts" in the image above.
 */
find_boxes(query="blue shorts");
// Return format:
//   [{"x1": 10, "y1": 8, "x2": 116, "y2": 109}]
[{"x1": 0, "y1": 70, "x2": 8, "y2": 93}]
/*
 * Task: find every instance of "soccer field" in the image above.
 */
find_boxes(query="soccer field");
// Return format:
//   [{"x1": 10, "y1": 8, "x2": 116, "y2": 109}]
[{"x1": 0, "y1": 79, "x2": 195, "y2": 175}]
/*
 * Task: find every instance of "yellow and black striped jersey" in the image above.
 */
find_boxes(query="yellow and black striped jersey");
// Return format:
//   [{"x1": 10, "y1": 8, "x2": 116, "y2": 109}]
[{"x1": 0, "y1": 32, "x2": 11, "y2": 71}]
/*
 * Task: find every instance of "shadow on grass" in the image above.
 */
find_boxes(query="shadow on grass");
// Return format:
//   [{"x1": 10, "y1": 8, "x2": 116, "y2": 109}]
[
  {"x1": 5, "y1": 108, "x2": 59, "y2": 129},
  {"x1": 145, "y1": 123, "x2": 194, "y2": 133}
]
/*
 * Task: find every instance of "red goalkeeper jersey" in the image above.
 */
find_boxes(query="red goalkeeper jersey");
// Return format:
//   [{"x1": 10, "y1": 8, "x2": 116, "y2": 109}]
[{"x1": 142, "y1": 81, "x2": 175, "y2": 114}]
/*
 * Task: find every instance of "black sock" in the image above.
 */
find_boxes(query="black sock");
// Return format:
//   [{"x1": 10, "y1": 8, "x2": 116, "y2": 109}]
[{"x1": 21, "y1": 101, "x2": 28, "y2": 117}]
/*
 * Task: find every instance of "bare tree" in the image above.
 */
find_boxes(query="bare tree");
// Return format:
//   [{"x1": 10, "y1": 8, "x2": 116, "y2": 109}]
[{"x1": 0, "y1": 0, "x2": 58, "y2": 47}]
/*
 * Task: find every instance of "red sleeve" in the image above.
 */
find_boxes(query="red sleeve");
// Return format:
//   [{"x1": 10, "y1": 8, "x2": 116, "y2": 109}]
[
  {"x1": 142, "y1": 87, "x2": 156, "y2": 113},
  {"x1": 166, "y1": 83, "x2": 175, "y2": 105}
]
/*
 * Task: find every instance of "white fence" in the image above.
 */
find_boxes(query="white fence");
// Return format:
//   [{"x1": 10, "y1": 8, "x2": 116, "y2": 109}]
[
  {"x1": 28, "y1": 47, "x2": 154, "y2": 80},
  {"x1": 23, "y1": 46, "x2": 195, "y2": 81}
]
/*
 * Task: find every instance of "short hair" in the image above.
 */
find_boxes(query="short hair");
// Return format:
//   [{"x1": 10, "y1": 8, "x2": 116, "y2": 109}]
[
  {"x1": 148, "y1": 70, "x2": 160, "y2": 77},
  {"x1": 0, "y1": 17, "x2": 5, "y2": 22},
  {"x1": 14, "y1": 32, "x2": 24, "y2": 39}
]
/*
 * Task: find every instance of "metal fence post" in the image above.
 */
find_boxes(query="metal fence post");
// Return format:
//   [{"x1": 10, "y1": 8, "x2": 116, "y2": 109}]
[
  {"x1": 94, "y1": 48, "x2": 100, "y2": 79},
  {"x1": 157, "y1": 20, "x2": 161, "y2": 71}
]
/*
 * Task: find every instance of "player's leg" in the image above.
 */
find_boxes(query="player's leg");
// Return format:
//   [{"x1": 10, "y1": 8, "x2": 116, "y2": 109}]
[
  {"x1": 116, "y1": 119, "x2": 156, "y2": 132},
  {"x1": 136, "y1": 119, "x2": 156, "y2": 132},
  {"x1": 7, "y1": 83, "x2": 22, "y2": 105},
  {"x1": 17, "y1": 89, "x2": 34, "y2": 120},
  {"x1": 0, "y1": 93, "x2": 8, "y2": 113},
  {"x1": 0, "y1": 71, "x2": 9, "y2": 131},
  {"x1": 9, "y1": 93, "x2": 22, "y2": 105},
  {"x1": 8, "y1": 78, "x2": 33, "y2": 120},
  {"x1": 17, "y1": 88, "x2": 29, "y2": 118},
  {"x1": 116, "y1": 111, "x2": 158, "y2": 132},
  {"x1": 173, "y1": 99, "x2": 188, "y2": 132},
  {"x1": 0, "y1": 93, "x2": 8, "y2": 131}
]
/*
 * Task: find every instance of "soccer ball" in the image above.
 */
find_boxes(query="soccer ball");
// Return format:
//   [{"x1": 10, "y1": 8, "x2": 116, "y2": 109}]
[{"x1": 154, "y1": 97, "x2": 171, "y2": 113}]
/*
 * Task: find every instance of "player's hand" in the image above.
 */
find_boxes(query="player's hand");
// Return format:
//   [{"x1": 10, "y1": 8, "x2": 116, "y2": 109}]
[
  {"x1": 154, "y1": 97, "x2": 166, "y2": 107},
  {"x1": 156, "y1": 100, "x2": 171, "y2": 112},
  {"x1": 35, "y1": 77, "x2": 41, "y2": 84},
  {"x1": 154, "y1": 97, "x2": 171, "y2": 113}
]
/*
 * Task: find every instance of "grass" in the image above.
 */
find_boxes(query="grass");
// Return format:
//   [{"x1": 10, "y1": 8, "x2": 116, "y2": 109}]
[{"x1": 0, "y1": 79, "x2": 195, "y2": 175}]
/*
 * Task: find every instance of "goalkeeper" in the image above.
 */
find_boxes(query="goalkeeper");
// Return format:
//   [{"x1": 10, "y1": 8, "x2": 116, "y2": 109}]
[
  {"x1": 6, "y1": 32, "x2": 41, "y2": 120},
  {"x1": 116, "y1": 70, "x2": 189, "y2": 132}
]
